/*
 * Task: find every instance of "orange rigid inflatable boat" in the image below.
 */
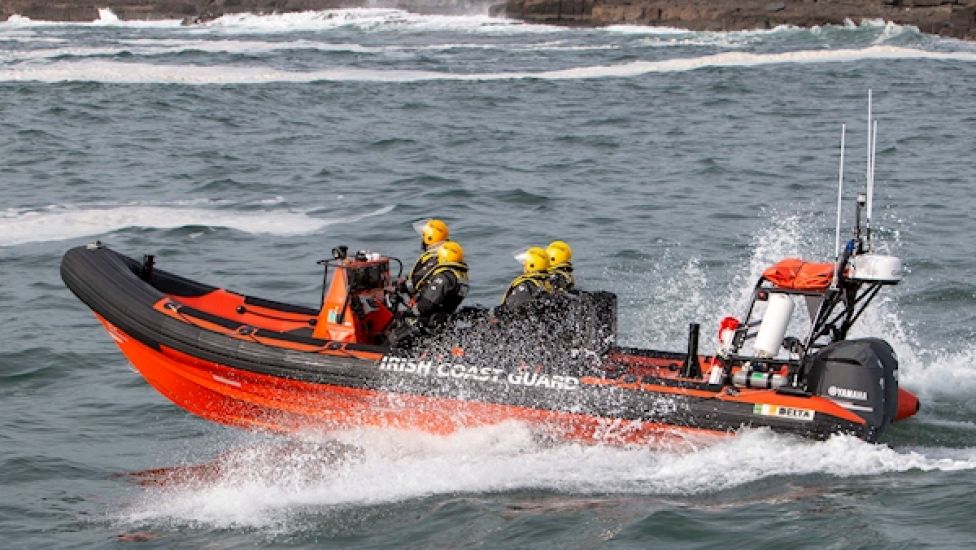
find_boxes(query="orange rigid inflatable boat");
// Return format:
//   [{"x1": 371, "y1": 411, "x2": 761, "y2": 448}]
[{"x1": 60, "y1": 201, "x2": 919, "y2": 444}]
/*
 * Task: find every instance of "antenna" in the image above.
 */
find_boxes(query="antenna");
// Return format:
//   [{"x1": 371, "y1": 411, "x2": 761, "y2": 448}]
[
  {"x1": 833, "y1": 123, "x2": 847, "y2": 289},
  {"x1": 864, "y1": 90, "x2": 878, "y2": 251},
  {"x1": 869, "y1": 119, "x2": 878, "y2": 217},
  {"x1": 834, "y1": 124, "x2": 846, "y2": 260}
]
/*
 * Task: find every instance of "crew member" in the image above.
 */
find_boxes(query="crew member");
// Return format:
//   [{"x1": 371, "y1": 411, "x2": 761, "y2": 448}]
[
  {"x1": 546, "y1": 240, "x2": 575, "y2": 291},
  {"x1": 411, "y1": 240, "x2": 469, "y2": 324},
  {"x1": 501, "y1": 246, "x2": 553, "y2": 311},
  {"x1": 404, "y1": 218, "x2": 450, "y2": 295}
]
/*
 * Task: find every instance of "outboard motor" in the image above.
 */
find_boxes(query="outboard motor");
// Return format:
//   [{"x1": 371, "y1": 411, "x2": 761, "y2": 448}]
[{"x1": 803, "y1": 338, "x2": 899, "y2": 439}]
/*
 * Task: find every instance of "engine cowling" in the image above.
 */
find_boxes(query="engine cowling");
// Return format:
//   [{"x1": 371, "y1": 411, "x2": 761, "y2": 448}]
[{"x1": 803, "y1": 338, "x2": 899, "y2": 438}]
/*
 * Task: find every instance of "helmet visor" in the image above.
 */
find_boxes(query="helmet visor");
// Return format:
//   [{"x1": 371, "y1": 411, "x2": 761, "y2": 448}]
[
  {"x1": 512, "y1": 247, "x2": 531, "y2": 264},
  {"x1": 412, "y1": 219, "x2": 431, "y2": 236}
]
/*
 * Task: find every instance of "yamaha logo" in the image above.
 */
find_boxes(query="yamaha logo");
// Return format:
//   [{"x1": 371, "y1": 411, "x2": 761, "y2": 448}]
[{"x1": 827, "y1": 385, "x2": 868, "y2": 401}]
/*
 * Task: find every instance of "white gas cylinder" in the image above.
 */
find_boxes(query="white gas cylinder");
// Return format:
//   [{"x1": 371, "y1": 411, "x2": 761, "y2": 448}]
[{"x1": 754, "y1": 293, "x2": 794, "y2": 358}]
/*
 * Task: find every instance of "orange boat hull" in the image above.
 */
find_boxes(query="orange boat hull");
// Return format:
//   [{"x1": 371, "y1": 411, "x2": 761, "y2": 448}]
[
  {"x1": 61, "y1": 245, "x2": 916, "y2": 444},
  {"x1": 102, "y1": 316, "x2": 722, "y2": 445}
]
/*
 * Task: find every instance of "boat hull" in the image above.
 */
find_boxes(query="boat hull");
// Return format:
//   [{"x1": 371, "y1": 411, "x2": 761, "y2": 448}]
[
  {"x1": 98, "y1": 315, "x2": 724, "y2": 444},
  {"x1": 62, "y1": 245, "x2": 905, "y2": 443}
]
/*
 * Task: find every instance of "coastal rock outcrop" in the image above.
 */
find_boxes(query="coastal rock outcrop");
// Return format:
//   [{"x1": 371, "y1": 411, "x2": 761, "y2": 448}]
[
  {"x1": 502, "y1": 0, "x2": 976, "y2": 41},
  {"x1": 0, "y1": 0, "x2": 496, "y2": 23},
  {"x1": 1, "y1": 0, "x2": 973, "y2": 41},
  {"x1": 0, "y1": 1, "x2": 362, "y2": 22}
]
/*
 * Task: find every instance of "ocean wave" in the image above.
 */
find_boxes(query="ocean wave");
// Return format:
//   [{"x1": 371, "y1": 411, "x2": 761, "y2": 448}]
[
  {"x1": 195, "y1": 8, "x2": 557, "y2": 34},
  {"x1": 0, "y1": 38, "x2": 618, "y2": 63},
  {"x1": 0, "y1": 203, "x2": 394, "y2": 247},
  {"x1": 618, "y1": 200, "x2": 976, "y2": 401},
  {"x1": 0, "y1": 39, "x2": 380, "y2": 63},
  {"x1": 1, "y1": 9, "x2": 181, "y2": 28},
  {"x1": 119, "y1": 424, "x2": 976, "y2": 531},
  {"x1": 2, "y1": 45, "x2": 972, "y2": 84},
  {"x1": 1, "y1": 8, "x2": 544, "y2": 34}
]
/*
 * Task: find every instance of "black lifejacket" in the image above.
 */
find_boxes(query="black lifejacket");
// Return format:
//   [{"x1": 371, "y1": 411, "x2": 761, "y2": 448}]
[
  {"x1": 415, "y1": 261, "x2": 469, "y2": 318},
  {"x1": 549, "y1": 261, "x2": 575, "y2": 291},
  {"x1": 501, "y1": 272, "x2": 553, "y2": 310},
  {"x1": 407, "y1": 248, "x2": 439, "y2": 293}
]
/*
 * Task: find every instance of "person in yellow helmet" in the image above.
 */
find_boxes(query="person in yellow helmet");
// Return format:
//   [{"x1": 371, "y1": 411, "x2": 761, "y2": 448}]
[
  {"x1": 390, "y1": 241, "x2": 469, "y2": 346},
  {"x1": 403, "y1": 218, "x2": 450, "y2": 296},
  {"x1": 410, "y1": 240, "x2": 469, "y2": 323},
  {"x1": 500, "y1": 246, "x2": 553, "y2": 311},
  {"x1": 546, "y1": 240, "x2": 575, "y2": 291}
]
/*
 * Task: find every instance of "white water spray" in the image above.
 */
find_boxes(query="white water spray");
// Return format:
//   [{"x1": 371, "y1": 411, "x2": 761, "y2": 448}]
[{"x1": 119, "y1": 425, "x2": 976, "y2": 532}]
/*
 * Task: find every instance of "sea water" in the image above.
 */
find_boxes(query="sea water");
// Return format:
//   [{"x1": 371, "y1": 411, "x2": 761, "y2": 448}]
[{"x1": 2, "y1": 8, "x2": 976, "y2": 547}]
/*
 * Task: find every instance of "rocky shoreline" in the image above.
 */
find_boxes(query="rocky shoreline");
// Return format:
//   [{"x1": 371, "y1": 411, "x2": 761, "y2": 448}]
[
  {"x1": 501, "y1": 0, "x2": 976, "y2": 40},
  {"x1": 0, "y1": 1, "x2": 494, "y2": 24},
  {"x1": 1, "y1": 0, "x2": 974, "y2": 40}
]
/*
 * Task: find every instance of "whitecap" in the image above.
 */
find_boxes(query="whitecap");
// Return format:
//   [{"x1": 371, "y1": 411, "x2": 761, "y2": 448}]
[
  {"x1": 0, "y1": 203, "x2": 395, "y2": 247},
  {"x1": 193, "y1": 8, "x2": 560, "y2": 35},
  {"x1": 3, "y1": 45, "x2": 973, "y2": 84},
  {"x1": 118, "y1": 424, "x2": 976, "y2": 531}
]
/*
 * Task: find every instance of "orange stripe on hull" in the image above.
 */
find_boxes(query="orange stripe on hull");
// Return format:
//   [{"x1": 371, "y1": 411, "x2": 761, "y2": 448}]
[{"x1": 96, "y1": 316, "x2": 726, "y2": 445}]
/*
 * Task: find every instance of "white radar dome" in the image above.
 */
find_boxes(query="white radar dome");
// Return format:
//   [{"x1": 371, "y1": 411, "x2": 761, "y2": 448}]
[{"x1": 848, "y1": 254, "x2": 902, "y2": 284}]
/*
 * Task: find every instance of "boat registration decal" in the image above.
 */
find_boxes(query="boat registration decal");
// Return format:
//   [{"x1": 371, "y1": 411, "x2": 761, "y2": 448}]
[
  {"x1": 752, "y1": 404, "x2": 815, "y2": 422},
  {"x1": 378, "y1": 356, "x2": 580, "y2": 391}
]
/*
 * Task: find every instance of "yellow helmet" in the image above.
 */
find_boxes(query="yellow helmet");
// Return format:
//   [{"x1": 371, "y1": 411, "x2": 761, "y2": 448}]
[
  {"x1": 546, "y1": 240, "x2": 572, "y2": 266},
  {"x1": 413, "y1": 218, "x2": 449, "y2": 246},
  {"x1": 438, "y1": 240, "x2": 464, "y2": 264},
  {"x1": 515, "y1": 246, "x2": 549, "y2": 274}
]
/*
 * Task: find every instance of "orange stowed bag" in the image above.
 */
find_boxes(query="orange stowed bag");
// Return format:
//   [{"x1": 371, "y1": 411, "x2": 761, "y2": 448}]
[{"x1": 762, "y1": 258, "x2": 835, "y2": 291}]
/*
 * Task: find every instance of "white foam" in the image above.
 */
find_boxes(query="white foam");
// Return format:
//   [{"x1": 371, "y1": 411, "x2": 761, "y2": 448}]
[
  {"x1": 601, "y1": 24, "x2": 690, "y2": 35},
  {"x1": 0, "y1": 203, "x2": 394, "y2": 247},
  {"x1": 617, "y1": 199, "x2": 976, "y2": 400},
  {"x1": 120, "y1": 424, "x2": 976, "y2": 531},
  {"x1": 872, "y1": 20, "x2": 910, "y2": 44},
  {"x1": 0, "y1": 38, "x2": 617, "y2": 63},
  {"x1": 705, "y1": 209, "x2": 976, "y2": 398},
  {"x1": 0, "y1": 11, "x2": 181, "y2": 28},
  {"x1": 620, "y1": 209, "x2": 825, "y2": 350},
  {"x1": 3, "y1": 14, "x2": 34, "y2": 26},
  {"x1": 195, "y1": 8, "x2": 558, "y2": 35},
  {"x1": 3, "y1": 45, "x2": 972, "y2": 84},
  {"x1": 94, "y1": 8, "x2": 120, "y2": 25},
  {"x1": 1, "y1": 7, "x2": 510, "y2": 34},
  {"x1": 0, "y1": 39, "x2": 381, "y2": 63}
]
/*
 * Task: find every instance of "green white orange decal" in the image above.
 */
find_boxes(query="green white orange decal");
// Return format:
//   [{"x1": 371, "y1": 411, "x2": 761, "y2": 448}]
[{"x1": 752, "y1": 403, "x2": 815, "y2": 422}]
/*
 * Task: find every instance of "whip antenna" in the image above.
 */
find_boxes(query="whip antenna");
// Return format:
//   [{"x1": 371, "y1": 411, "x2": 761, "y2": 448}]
[
  {"x1": 833, "y1": 123, "x2": 847, "y2": 289},
  {"x1": 867, "y1": 118, "x2": 878, "y2": 247},
  {"x1": 864, "y1": 89, "x2": 876, "y2": 251},
  {"x1": 834, "y1": 123, "x2": 846, "y2": 260}
]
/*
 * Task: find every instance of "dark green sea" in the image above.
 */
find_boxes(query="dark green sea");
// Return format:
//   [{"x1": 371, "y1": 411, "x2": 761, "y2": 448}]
[{"x1": 2, "y1": 7, "x2": 976, "y2": 548}]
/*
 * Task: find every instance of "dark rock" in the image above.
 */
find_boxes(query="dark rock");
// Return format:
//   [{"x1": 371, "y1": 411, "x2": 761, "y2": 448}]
[
  {"x1": 1, "y1": 0, "x2": 974, "y2": 41},
  {"x1": 504, "y1": 0, "x2": 976, "y2": 41},
  {"x1": 0, "y1": 0, "x2": 489, "y2": 23}
]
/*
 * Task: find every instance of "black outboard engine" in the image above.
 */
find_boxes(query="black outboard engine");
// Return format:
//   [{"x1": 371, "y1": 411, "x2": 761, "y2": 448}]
[{"x1": 803, "y1": 338, "x2": 899, "y2": 440}]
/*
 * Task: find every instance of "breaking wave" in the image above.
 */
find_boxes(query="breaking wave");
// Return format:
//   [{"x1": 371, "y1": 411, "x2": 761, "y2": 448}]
[
  {"x1": 0, "y1": 203, "x2": 394, "y2": 247},
  {"x1": 0, "y1": 8, "x2": 547, "y2": 34},
  {"x1": 2, "y1": 45, "x2": 973, "y2": 84},
  {"x1": 2, "y1": 8, "x2": 181, "y2": 28},
  {"x1": 0, "y1": 38, "x2": 616, "y2": 63},
  {"x1": 621, "y1": 204, "x2": 976, "y2": 400},
  {"x1": 188, "y1": 8, "x2": 552, "y2": 34},
  {"x1": 119, "y1": 424, "x2": 976, "y2": 531},
  {"x1": 110, "y1": 201, "x2": 976, "y2": 532}
]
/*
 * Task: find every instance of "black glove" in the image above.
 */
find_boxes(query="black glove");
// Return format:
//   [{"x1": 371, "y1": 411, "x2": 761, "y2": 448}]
[{"x1": 395, "y1": 277, "x2": 409, "y2": 294}]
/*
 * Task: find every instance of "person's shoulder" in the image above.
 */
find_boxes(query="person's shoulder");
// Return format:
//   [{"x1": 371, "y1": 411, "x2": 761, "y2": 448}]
[{"x1": 515, "y1": 280, "x2": 534, "y2": 292}]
